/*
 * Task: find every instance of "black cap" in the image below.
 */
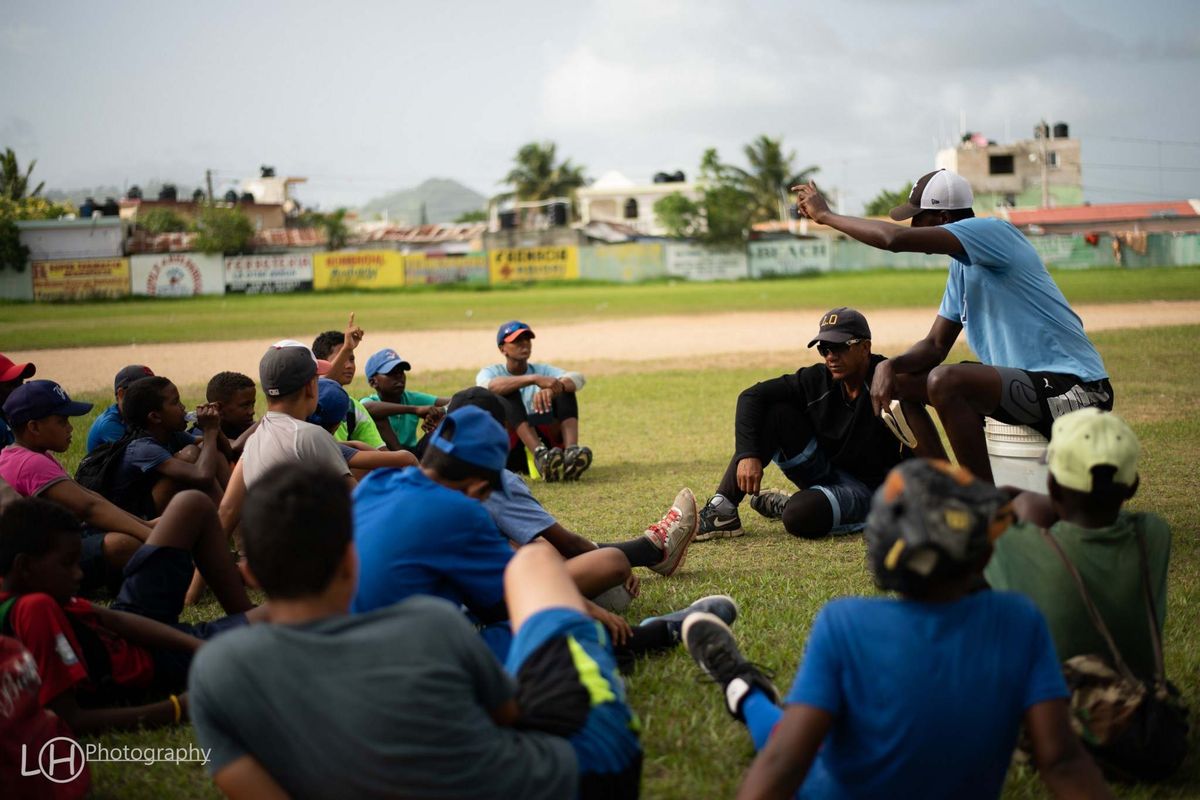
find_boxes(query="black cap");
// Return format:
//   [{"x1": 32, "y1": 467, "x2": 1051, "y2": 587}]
[
  {"x1": 114, "y1": 364, "x2": 154, "y2": 394},
  {"x1": 447, "y1": 386, "x2": 506, "y2": 427},
  {"x1": 259, "y1": 340, "x2": 319, "y2": 397},
  {"x1": 807, "y1": 307, "x2": 871, "y2": 348}
]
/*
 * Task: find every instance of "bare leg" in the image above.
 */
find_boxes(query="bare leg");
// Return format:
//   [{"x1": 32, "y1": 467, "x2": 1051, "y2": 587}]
[
  {"x1": 505, "y1": 541, "x2": 588, "y2": 634},
  {"x1": 926, "y1": 364, "x2": 1002, "y2": 483},
  {"x1": 102, "y1": 532, "x2": 142, "y2": 571},
  {"x1": 514, "y1": 421, "x2": 543, "y2": 453},
  {"x1": 560, "y1": 417, "x2": 579, "y2": 448},
  {"x1": 565, "y1": 547, "x2": 631, "y2": 598},
  {"x1": 147, "y1": 490, "x2": 253, "y2": 614}
]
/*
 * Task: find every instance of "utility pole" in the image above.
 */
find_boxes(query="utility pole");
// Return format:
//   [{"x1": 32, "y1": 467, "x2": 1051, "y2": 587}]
[
  {"x1": 205, "y1": 169, "x2": 214, "y2": 202},
  {"x1": 1039, "y1": 124, "x2": 1049, "y2": 208}
]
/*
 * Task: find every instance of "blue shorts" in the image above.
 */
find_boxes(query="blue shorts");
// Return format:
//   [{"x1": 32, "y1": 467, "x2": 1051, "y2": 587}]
[
  {"x1": 773, "y1": 441, "x2": 873, "y2": 534},
  {"x1": 506, "y1": 608, "x2": 641, "y2": 790},
  {"x1": 111, "y1": 545, "x2": 247, "y2": 639},
  {"x1": 80, "y1": 528, "x2": 110, "y2": 595}
]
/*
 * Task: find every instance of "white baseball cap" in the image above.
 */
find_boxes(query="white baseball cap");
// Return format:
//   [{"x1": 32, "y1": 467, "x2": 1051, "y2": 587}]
[{"x1": 889, "y1": 169, "x2": 974, "y2": 221}]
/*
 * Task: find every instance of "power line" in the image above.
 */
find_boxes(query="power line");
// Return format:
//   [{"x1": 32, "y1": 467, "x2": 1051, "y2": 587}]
[
  {"x1": 1088, "y1": 162, "x2": 1200, "y2": 172},
  {"x1": 1088, "y1": 135, "x2": 1200, "y2": 149}
]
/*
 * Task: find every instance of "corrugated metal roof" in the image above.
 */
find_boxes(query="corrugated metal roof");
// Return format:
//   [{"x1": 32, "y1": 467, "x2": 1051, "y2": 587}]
[{"x1": 1006, "y1": 201, "x2": 1197, "y2": 225}]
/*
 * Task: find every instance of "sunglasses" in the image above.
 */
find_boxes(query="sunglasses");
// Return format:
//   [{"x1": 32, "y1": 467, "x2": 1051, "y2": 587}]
[{"x1": 817, "y1": 339, "x2": 862, "y2": 357}]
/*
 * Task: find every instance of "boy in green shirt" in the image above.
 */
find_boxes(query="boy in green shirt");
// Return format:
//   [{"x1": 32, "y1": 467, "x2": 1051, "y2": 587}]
[
  {"x1": 361, "y1": 348, "x2": 449, "y2": 452},
  {"x1": 311, "y1": 323, "x2": 388, "y2": 450},
  {"x1": 985, "y1": 408, "x2": 1169, "y2": 679}
]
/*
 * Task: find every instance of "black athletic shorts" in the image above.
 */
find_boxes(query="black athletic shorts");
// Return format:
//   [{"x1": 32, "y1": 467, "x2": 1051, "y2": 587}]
[{"x1": 989, "y1": 365, "x2": 1114, "y2": 439}]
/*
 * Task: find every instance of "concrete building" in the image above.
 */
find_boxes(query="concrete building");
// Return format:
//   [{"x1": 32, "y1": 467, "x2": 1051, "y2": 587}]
[
  {"x1": 16, "y1": 217, "x2": 126, "y2": 261},
  {"x1": 577, "y1": 171, "x2": 700, "y2": 236},
  {"x1": 937, "y1": 122, "x2": 1082, "y2": 211},
  {"x1": 1003, "y1": 200, "x2": 1200, "y2": 235}
]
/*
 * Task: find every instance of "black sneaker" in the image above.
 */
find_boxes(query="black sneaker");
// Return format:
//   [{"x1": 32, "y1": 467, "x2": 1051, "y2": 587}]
[
  {"x1": 534, "y1": 446, "x2": 564, "y2": 482},
  {"x1": 695, "y1": 498, "x2": 744, "y2": 542},
  {"x1": 683, "y1": 612, "x2": 779, "y2": 720},
  {"x1": 749, "y1": 488, "x2": 791, "y2": 521},
  {"x1": 561, "y1": 445, "x2": 593, "y2": 481}
]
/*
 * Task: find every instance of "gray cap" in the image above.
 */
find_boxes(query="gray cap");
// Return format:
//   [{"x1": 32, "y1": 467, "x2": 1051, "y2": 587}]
[{"x1": 260, "y1": 339, "x2": 318, "y2": 397}]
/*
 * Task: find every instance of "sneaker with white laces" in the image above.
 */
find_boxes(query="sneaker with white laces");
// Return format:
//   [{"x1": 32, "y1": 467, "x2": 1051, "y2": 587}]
[
  {"x1": 683, "y1": 612, "x2": 780, "y2": 720},
  {"x1": 562, "y1": 445, "x2": 593, "y2": 481},
  {"x1": 749, "y1": 488, "x2": 791, "y2": 521},
  {"x1": 695, "y1": 497, "x2": 744, "y2": 542},
  {"x1": 643, "y1": 487, "x2": 699, "y2": 576},
  {"x1": 534, "y1": 446, "x2": 564, "y2": 482}
]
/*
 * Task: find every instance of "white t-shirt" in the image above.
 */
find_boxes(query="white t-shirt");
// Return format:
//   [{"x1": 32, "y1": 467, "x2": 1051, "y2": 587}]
[{"x1": 241, "y1": 411, "x2": 351, "y2": 488}]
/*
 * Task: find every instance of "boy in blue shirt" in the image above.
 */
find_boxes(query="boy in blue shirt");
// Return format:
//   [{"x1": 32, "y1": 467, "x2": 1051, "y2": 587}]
[
  {"x1": 684, "y1": 458, "x2": 1112, "y2": 799},
  {"x1": 477, "y1": 320, "x2": 591, "y2": 482},
  {"x1": 85, "y1": 364, "x2": 155, "y2": 453},
  {"x1": 795, "y1": 172, "x2": 1112, "y2": 484},
  {"x1": 360, "y1": 348, "x2": 448, "y2": 452}
]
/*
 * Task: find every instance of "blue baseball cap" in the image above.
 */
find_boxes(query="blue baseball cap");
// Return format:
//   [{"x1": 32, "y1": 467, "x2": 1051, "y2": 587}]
[
  {"x1": 428, "y1": 405, "x2": 511, "y2": 497},
  {"x1": 496, "y1": 320, "x2": 534, "y2": 346},
  {"x1": 365, "y1": 348, "x2": 412, "y2": 379},
  {"x1": 3, "y1": 380, "x2": 94, "y2": 427},
  {"x1": 307, "y1": 378, "x2": 351, "y2": 429}
]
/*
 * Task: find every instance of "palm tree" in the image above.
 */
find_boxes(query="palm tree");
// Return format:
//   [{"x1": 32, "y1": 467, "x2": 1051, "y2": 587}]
[
  {"x1": 0, "y1": 148, "x2": 44, "y2": 201},
  {"x1": 725, "y1": 135, "x2": 818, "y2": 223},
  {"x1": 501, "y1": 142, "x2": 587, "y2": 201}
]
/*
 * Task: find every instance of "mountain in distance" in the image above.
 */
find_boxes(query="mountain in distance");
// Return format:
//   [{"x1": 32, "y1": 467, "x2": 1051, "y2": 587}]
[{"x1": 358, "y1": 178, "x2": 487, "y2": 225}]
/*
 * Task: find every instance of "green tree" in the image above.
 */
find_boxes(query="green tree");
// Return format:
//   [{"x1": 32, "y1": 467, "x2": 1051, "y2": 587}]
[
  {"x1": 0, "y1": 148, "x2": 44, "y2": 200},
  {"x1": 454, "y1": 209, "x2": 487, "y2": 223},
  {"x1": 138, "y1": 207, "x2": 189, "y2": 233},
  {"x1": 501, "y1": 142, "x2": 587, "y2": 201},
  {"x1": 652, "y1": 148, "x2": 757, "y2": 248},
  {"x1": 724, "y1": 135, "x2": 819, "y2": 224},
  {"x1": 864, "y1": 182, "x2": 913, "y2": 217},
  {"x1": 192, "y1": 205, "x2": 255, "y2": 255},
  {"x1": 296, "y1": 208, "x2": 350, "y2": 249}
]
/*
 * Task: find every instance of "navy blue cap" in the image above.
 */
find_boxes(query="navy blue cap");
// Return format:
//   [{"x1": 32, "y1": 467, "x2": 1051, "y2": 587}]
[
  {"x1": 496, "y1": 320, "x2": 534, "y2": 346},
  {"x1": 3, "y1": 380, "x2": 94, "y2": 427},
  {"x1": 365, "y1": 348, "x2": 411, "y2": 379},
  {"x1": 307, "y1": 378, "x2": 351, "y2": 430},
  {"x1": 428, "y1": 406, "x2": 511, "y2": 496}
]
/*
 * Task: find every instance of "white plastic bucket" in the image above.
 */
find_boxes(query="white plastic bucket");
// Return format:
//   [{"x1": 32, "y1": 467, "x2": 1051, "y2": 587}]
[{"x1": 985, "y1": 419, "x2": 1049, "y2": 493}]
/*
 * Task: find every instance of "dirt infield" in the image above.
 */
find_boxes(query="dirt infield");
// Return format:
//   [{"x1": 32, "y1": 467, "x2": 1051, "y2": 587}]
[{"x1": 12, "y1": 300, "x2": 1200, "y2": 393}]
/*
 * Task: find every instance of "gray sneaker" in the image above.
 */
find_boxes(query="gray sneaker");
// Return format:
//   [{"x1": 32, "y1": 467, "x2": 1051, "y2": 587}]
[
  {"x1": 639, "y1": 594, "x2": 739, "y2": 629},
  {"x1": 644, "y1": 487, "x2": 699, "y2": 576},
  {"x1": 562, "y1": 445, "x2": 593, "y2": 481},
  {"x1": 695, "y1": 498, "x2": 744, "y2": 542},
  {"x1": 534, "y1": 446, "x2": 564, "y2": 482},
  {"x1": 749, "y1": 488, "x2": 791, "y2": 521}
]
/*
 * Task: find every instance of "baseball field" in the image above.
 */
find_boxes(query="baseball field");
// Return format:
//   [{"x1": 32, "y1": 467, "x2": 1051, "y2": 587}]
[{"x1": 8, "y1": 266, "x2": 1200, "y2": 798}]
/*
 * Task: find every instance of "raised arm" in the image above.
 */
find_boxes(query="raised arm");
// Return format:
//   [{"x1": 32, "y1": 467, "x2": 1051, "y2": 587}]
[{"x1": 794, "y1": 182, "x2": 965, "y2": 255}]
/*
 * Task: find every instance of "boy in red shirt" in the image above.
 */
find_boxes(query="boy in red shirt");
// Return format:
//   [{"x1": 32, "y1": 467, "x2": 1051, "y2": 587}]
[{"x1": 0, "y1": 496, "x2": 262, "y2": 734}]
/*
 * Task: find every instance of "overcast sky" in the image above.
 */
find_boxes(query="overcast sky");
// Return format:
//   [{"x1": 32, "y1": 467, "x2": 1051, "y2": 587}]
[{"x1": 3, "y1": 0, "x2": 1198, "y2": 213}]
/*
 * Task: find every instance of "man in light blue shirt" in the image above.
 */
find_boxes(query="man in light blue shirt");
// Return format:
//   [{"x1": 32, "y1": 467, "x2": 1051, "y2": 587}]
[
  {"x1": 795, "y1": 170, "x2": 1112, "y2": 483},
  {"x1": 477, "y1": 320, "x2": 591, "y2": 482}
]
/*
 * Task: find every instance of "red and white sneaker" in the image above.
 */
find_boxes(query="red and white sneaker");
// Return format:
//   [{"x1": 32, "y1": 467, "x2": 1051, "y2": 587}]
[{"x1": 643, "y1": 488, "x2": 700, "y2": 577}]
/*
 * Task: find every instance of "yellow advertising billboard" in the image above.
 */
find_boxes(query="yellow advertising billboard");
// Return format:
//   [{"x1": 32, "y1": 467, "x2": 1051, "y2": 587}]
[
  {"x1": 488, "y1": 246, "x2": 579, "y2": 283},
  {"x1": 313, "y1": 251, "x2": 404, "y2": 290},
  {"x1": 32, "y1": 258, "x2": 130, "y2": 300}
]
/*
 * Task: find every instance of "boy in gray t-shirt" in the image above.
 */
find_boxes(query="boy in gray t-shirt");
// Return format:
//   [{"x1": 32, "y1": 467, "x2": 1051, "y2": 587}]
[{"x1": 190, "y1": 463, "x2": 579, "y2": 799}]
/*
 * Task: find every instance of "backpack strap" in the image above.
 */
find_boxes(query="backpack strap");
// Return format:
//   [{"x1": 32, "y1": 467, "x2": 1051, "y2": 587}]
[
  {"x1": 1134, "y1": 529, "x2": 1168, "y2": 686},
  {"x1": 0, "y1": 596, "x2": 17, "y2": 636},
  {"x1": 1039, "y1": 528, "x2": 1140, "y2": 684}
]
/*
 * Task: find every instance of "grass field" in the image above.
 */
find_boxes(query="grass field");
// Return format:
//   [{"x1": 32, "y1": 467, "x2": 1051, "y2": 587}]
[
  {"x1": 47, "y1": 320, "x2": 1200, "y2": 799},
  {"x1": 4, "y1": 266, "x2": 1199, "y2": 350}
]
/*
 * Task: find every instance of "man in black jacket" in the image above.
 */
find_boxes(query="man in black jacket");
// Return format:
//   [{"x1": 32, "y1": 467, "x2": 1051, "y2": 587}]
[{"x1": 696, "y1": 308, "x2": 916, "y2": 541}]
